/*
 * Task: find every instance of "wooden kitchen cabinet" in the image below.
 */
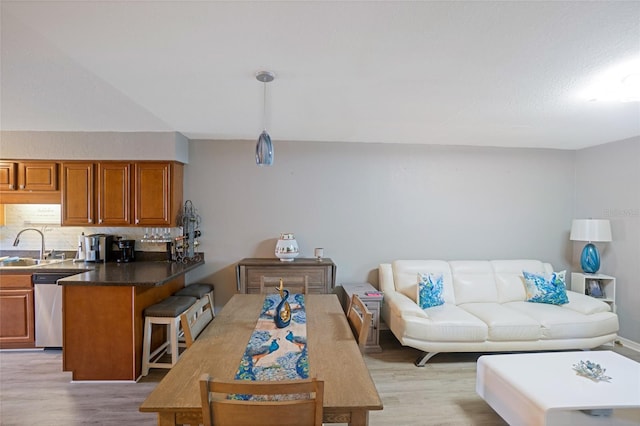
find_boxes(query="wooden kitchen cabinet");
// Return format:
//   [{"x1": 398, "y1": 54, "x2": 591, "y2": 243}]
[
  {"x1": 0, "y1": 274, "x2": 35, "y2": 349},
  {"x1": 98, "y1": 162, "x2": 132, "y2": 226},
  {"x1": 61, "y1": 161, "x2": 183, "y2": 227},
  {"x1": 134, "y1": 162, "x2": 183, "y2": 226},
  {"x1": 0, "y1": 161, "x2": 60, "y2": 204},
  {"x1": 236, "y1": 258, "x2": 337, "y2": 294},
  {"x1": 61, "y1": 162, "x2": 95, "y2": 225},
  {"x1": 0, "y1": 162, "x2": 17, "y2": 191}
]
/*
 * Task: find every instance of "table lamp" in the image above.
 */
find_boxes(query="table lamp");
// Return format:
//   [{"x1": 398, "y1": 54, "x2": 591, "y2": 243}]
[{"x1": 569, "y1": 219, "x2": 612, "y2": 274}]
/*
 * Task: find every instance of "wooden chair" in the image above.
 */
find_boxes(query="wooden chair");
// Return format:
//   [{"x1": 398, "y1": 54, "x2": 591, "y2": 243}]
[
  {"x1": 179, "y1": 294, "x2": 214, "y2": 348},
  {"x1": 260, "y1": 276, "x2": 309, "y2": 294},
  {"x1": 347, "y1": 294, "x2": 372, "y2": 352},
  {"x1": 199, "y1": 374, "x2": 324, "y2": 426}
]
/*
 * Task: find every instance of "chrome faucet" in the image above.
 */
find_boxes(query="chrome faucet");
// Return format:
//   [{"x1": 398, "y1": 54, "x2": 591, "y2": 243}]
[{"x1": 12, "y1": 228, "x2": 46, "y2": 260}]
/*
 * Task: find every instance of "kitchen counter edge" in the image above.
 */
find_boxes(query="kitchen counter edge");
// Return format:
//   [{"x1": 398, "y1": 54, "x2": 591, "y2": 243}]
[{"x1": 0, "y1": 258, "x2": 205, "y2": 287}]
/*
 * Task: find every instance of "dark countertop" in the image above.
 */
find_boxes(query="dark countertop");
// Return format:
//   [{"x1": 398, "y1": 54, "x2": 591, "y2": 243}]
[{"x1": 0, "y1": 257, "x2": 205, "y2": 287}]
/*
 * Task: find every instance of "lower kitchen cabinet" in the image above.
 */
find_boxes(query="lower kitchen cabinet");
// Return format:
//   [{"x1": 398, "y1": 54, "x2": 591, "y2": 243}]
[
  {"x1": 0, "y1": 274, "x2": 35, "y2": 349},
  {"x1": 62, "y1": 277, "x2": 184, "y2": 381}
]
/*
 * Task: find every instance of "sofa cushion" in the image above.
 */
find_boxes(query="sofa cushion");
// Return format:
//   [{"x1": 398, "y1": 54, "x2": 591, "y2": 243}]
[
  {"x1": 564, "y1": 291, "x2": 612, "y2": 315},
  {"x1": 392, "y1": 260, "x2": 455, "y2": 304},
  {"x1": 523, "y1": 270, "x2": 569, "y2": 305},
  {"x1": 504, "y1": 301, "x2": 619, "y2": 339},
  {"x1": 450, "y1": 261, "x2": 498, "y2": 304},
  {"x1": 460, "y1": 302, "x2": 541, "y2": 341},
  {"x1": 402, "y1": 303, "x2": 488, "y2": 342},
  {"x1": 418, "y1": 273, "x2": 445, "y2": 309},
  {"x1": 491, "y1": 260, "x2": 552, "y2": 303}
]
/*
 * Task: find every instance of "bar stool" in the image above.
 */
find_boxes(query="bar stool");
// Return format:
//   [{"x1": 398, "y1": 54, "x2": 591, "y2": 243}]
[
  {"x1": 141, "y1": 295, "x2": 197, "y2": 376},
  {"x1": 174, "y1": 283, "x2": 215, "y2": 316}
]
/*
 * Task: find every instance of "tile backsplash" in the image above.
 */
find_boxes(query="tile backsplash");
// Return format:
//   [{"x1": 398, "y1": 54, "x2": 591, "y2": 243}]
[{"x1": 0, "y1": 204, "x2": 176, "y2": 254}]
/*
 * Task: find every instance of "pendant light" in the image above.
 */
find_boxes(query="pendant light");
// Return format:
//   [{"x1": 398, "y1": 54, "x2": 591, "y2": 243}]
[{"x1": 256, "y1": 70, "x2": 275, "y2": 166}]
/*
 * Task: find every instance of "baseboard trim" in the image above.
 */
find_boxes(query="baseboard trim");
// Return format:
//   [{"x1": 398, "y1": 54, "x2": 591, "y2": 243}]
[{"x1": 616, "y1": 336, "x2": 640, "y2": 353}]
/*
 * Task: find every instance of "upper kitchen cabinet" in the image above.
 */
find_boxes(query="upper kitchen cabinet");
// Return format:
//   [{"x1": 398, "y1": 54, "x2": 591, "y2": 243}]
[
  {"x1": 61, "y1": 161, "x2": 183, "y2": 227},
  {"x1": 61, "y1": 162, "x2": 95, "y2": 226},
  {"x1": 98, "y1": 162, "x2": 132, "y2": 226},
  {"x1": 134, "y1": 162, "x2": 183, "y2": 226},
  {"x1": 0, "y1": 161, "x2": 60, "y2": 204}
]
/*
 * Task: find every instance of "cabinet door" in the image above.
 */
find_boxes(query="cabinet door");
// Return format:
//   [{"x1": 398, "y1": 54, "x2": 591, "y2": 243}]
[
  {"x1": 134, "y1": 162, "x2": 172, "y2": 226},
  {"x1": 19, "y1": 162, "x2": 58, "y2": 191},
  {"x1": 62, "y1": 162, "x2": 95, "y2": 226},
  {"x1": 97, "y1": 162, "x2": 132, "y2": 226},
  {"x1": 0, "y1": 289, "x2": 35, "y2": 347},
  {"x1": 0, "y1": 162, "x2": 17, "y2": 190}
]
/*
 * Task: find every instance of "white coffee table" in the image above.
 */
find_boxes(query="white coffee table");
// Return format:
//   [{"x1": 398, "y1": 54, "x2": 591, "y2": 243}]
[{"x1": 476, "y1": 351, "x2": 640, "y2": 425}]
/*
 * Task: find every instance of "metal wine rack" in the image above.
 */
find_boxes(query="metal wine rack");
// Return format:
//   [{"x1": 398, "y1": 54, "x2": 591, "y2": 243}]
[{"x1": 174, "y1": 200, "x2": 202, "y2": 263}]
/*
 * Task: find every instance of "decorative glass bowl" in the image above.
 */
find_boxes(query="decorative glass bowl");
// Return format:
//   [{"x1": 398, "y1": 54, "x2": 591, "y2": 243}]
[{"x1": 572, "y1": 360, "x2": 612, "y2": 382}]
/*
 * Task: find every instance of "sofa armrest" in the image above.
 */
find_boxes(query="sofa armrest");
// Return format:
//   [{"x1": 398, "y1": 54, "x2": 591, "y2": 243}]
[
  {"x1": 389, "y1": 291, "x2": 430, "y2": 319},
  {"x1": 379, "y1": 263, "x2": 429, "y2": 319},
  {"x1": 564, "y1": 290, "x2": 613, "y2": 315}
]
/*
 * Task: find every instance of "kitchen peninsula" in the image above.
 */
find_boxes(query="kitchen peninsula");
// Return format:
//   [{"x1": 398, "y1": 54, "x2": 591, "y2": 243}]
[{"x1": 59, "y1": 257, "x2": 204, "y2": 381}]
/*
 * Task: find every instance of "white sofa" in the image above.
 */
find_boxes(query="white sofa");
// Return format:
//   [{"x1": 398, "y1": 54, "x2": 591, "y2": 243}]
[{"x1": 379, "y1": 260, "x2": 619, "y2": 365}]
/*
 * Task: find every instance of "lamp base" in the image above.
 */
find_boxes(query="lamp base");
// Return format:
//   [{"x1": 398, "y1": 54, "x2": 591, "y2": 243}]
[{"x1": 580, "y1": 243, "x2": 601, "y2": 274}]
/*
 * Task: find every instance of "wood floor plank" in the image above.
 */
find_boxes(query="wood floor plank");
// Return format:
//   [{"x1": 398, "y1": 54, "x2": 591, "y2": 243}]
[{"x1": 1, "y1": 333, "x2": 638, "y2": 425}]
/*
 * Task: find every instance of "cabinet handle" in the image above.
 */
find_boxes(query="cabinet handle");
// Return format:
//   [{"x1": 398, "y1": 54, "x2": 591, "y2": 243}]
[
  {"x1": 19, "y1": 184, "x2": 24, "y2": 189},
  {"x1": 8, "y1": 184, "x2": 13, "y2": 189},
  {"x1": 88, "y1": 219, "x2": 92, "y2": 224},
  {"x1": 99, "y1": 218, "x2": 103, "y2": 224},
  {"x1": 135, "y1": 219, "x2": 139, "y2": 224}
]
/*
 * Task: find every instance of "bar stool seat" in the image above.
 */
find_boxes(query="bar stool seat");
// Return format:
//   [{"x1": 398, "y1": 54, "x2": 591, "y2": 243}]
[
  {"x1": 141, "y1": 295, "x2": 197, "y2": 376},
  {"x1": 175, "y1": 283, "x2": 215, "y2": 315}
]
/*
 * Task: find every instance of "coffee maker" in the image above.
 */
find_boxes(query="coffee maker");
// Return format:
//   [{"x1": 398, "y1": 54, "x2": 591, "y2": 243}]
[
  {"x1": 116, "y1": 239, "x2": 136, "y2": 263},
  {"x1": 84, "y1": 234, "x2": 114, "y2": 262}
]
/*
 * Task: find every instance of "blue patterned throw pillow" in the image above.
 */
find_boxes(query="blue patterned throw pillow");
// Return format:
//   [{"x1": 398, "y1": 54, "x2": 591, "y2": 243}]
[
  {"x1": 417, "y1": 273, "x2": 445, "y2": 309},
  {"x1": 522, "y1": 270, "x2": 569, "y2": 305}
]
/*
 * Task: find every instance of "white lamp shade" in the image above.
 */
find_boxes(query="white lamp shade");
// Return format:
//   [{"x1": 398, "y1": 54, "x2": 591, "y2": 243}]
[{"x1": 570, "y1": 219, "x2": 612, "y2": 242}]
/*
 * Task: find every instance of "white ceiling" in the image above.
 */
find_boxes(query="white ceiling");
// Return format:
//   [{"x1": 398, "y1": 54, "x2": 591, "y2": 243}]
[{"x1": 1, "y1": 1, "x2": 639, "y2": 150}]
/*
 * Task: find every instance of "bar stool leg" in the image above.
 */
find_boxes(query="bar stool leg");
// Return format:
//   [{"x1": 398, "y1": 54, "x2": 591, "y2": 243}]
[{"x1": 141, "y1": 316, "x2": 152, "y2": 376}]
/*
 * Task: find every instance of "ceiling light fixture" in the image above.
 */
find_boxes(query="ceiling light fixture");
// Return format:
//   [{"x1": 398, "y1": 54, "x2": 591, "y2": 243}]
[
  {"x1": 579, "y1": 58, "x2": 640, "y2": 103},
  {"x1": 255, "y1": 70, "x2": 275, "y2": 166}
]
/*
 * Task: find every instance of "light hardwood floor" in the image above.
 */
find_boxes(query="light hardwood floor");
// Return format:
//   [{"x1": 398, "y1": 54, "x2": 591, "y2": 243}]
[{"x1": 1, "y1": 333, "x2": 638, "y2": 425}]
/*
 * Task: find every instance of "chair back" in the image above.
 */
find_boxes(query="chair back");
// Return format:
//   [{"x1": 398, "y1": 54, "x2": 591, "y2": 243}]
[
  {"x1": 260, "y1": 276, "x2": 309, "y2": 294},
  {"x1": 179, "y1": 295, "x2": 214, "y2": 348},
  {"x1": 199, "y1": 374, "x2": 324, "y2": 426},
  {"x1": 347, "y1": 294, "x2": 372, "y2": 352}
]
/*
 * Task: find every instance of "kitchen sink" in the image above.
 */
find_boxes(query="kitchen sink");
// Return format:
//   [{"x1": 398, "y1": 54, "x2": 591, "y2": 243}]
[{"x1": 0, "y1": 258, "x2": 66, "y2": 268}]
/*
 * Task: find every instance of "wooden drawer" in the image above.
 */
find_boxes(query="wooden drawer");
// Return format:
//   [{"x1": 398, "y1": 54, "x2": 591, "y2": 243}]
[
  {"x1": 237, "y1": 258, "x2": 336, "y2": 294},
  {"x1": 246, "y1": 267, "x2": 328, "y2": 294},
  {"x1": 0, "y1": 274, "x2": 33, "y2": 289}
]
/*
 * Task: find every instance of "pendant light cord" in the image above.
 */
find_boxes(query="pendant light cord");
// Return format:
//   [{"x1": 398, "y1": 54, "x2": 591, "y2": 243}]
[{"x1": 262, "y1": 81, "x2": 267, "y2": 131}]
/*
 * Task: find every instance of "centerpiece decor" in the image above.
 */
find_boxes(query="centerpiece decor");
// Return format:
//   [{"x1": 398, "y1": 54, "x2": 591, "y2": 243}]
[
  {"x1": 274, "y1": 279, "x2": 291, "y2": 328},
  {"x1": 234, "y1": 290, "x2": 309, "y2": 387},
  {"x1": 275, "y1": 232, "x2": 299, "y2": 262}
]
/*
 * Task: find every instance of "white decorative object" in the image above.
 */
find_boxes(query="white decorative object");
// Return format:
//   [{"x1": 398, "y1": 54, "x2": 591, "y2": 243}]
[
  {"x1": 573, "y1": 360, "x2": 612, "y2": 382},
  {"x1": 275, "y1": 233, "x2": 299, "y2": 262},
  {"x1": 314, "y1": 247, "x2": 324, "y2": 261}
]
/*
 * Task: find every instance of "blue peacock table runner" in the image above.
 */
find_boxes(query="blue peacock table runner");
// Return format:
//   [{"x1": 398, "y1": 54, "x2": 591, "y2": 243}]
[{"x1": 234, "y1": 293, "x2": 309, "y2": 382}]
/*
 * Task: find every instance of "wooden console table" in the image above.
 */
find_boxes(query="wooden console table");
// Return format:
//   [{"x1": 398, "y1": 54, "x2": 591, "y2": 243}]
[{"x1": 236, "y1": 257, "x2": 336, "y2": 294}]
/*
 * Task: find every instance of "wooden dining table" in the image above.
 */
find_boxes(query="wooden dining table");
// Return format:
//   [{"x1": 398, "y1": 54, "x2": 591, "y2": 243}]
[{"x1": 139, "y1": 294, "x2": 383, "y2": 426}]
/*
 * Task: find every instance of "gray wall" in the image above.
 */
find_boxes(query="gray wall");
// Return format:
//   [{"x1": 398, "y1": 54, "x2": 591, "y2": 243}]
[
  {"x1": 0, "y1": 131, "x2": 189, "y2": 163},
  {"x1": 573, "y1": 136, "x2": 640, "y2": 343},
  {"x1": 3, "y1": 131, "x2": 637, "y2": 344},
  {"x1": 185, "y1": 140, "x2": 576, "y2": 312}
]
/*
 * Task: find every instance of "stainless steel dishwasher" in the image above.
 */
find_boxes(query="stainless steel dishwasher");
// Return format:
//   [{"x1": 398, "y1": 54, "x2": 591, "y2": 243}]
[{"x1": 33, "y1": 272, "x2": 75, "y2": 348}]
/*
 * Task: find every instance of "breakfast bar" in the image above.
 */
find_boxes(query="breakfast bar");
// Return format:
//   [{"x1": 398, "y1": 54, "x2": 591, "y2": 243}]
[{"x1": 58, "y1": 258, "x2": 205, "y2": 381}]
